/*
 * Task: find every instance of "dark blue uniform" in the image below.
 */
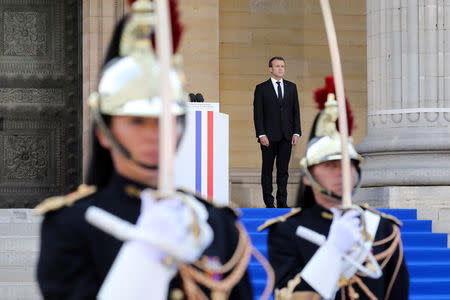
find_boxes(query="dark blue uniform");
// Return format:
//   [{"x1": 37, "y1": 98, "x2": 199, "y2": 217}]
[
  {"x1": 263, "y1": 204, "x2": 410, "y2": 300},
  {"x1": 37, "y1": 172, "x2": 253, "y2": 300}
]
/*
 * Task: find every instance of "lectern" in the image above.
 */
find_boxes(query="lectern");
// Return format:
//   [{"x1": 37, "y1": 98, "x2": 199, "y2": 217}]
[{"x1": 175, "y1": 103, "x2": 229, "y2": 205}]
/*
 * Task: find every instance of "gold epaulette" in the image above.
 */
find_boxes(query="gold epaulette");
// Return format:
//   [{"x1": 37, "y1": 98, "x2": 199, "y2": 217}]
[
  {"x1": 274, "y1": 273, "x2": 301, "y2": 300},
  {"x1": 257, "y1": 208, "x2": 302, "y2": 231},
  {"x1": 361, "y1": 204, "x2": 403, "y2": 227},
  {"x1": 124, "y1": 184, "x2": 142, "y2": 199},
  {"x1": 34, "y1": 184, "x2": 97, "y2": 216},
  {"x1": 177, "y1": 187, "x2": 241, "y2": 218}
]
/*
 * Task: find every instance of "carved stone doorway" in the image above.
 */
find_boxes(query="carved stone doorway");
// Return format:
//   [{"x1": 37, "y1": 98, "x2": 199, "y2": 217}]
[{"x1": 0, "y1": 0, "x2": 82, "y2": 208}]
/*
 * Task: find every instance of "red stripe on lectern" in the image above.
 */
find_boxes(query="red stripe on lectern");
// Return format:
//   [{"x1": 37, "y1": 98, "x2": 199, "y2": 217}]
[{"x1": 207, "y1": 111, "x2": 213, "y2": 201}]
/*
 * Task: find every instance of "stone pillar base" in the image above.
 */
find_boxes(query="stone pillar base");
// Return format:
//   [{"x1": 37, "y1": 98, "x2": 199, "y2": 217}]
[
  {"x1": 353, "y1": 185, "x2": 450, "y2": 209},
  {"x1": 230, "y1": 168, "x2": 301, "y2": 208},
  {"x1": 356, "y1": 127, "x2": 450, "y2": 186}
]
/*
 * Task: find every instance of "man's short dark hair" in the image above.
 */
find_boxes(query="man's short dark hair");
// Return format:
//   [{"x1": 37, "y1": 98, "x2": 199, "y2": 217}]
[{"x1": 269, "y1": 56, "x2": 285, "y2": 67}]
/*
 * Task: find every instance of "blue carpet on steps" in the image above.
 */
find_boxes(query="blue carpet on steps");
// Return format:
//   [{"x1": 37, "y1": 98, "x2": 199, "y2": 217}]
[{"x1": 240, "y1": 208, "x2": 450, "y2": 300}]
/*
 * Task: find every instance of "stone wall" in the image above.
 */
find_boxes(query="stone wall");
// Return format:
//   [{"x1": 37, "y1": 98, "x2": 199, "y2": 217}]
[
  {"x1": 81, "y1": 0, "x2": 368, "y2": 206},
  {"x1": 82, "y1": 0, "x2": 126, "y2": 177},
  {"x1": 220, "y1": 0, "x2": 367, "y2": 169},
  {"x1": 82, "y1": 0, "x2": 368, "y2": 173},
  {"x1": 82, "y1": 0, "x2": 221, "y2": 177},
  {"x1": 178, "y1": 0, "x2": 220, "y2": 102}
]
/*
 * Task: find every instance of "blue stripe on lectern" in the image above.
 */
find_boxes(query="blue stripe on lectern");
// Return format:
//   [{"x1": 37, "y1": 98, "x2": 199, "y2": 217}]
[{"x1": 195, "y1": 111, "x2": 202, "y2": 194}]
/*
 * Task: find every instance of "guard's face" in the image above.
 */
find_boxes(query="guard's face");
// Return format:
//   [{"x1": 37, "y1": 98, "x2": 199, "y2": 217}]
[
  {"x1": 111, "y1": 116, "x2": 160, "y2": 163},
  {"x1": 304, "y1": 160, "x2": 358, "y2": 208},
  {"x1": 269, "y1": 59, "x2": 285, "y2": 80},
  {"x1": 97, "y1": 115, "x2": 176, "y2": 185}
]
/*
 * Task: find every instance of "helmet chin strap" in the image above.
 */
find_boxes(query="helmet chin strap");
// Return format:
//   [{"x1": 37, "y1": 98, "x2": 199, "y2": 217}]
[
  {"x1": 91, "y1": 103, "x2": 159, "y2": 171},
  {"x1": 300, "y1": 158, "x2": 362, "y2": 201}
]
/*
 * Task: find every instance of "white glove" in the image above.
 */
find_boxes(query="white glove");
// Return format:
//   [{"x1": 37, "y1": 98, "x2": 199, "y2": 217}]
[
  {"x1": 327, "y1": 208, "x2": 361, "y2": 254},
  {"x1": 137, "y1": 189, "x2": 213, "y2": 263},
  {"x1": 94, "y1": 190, "x2": 214, "y2": 300},
  {"x1": 85, "y1": 190, "x2": 213, "y2": 263},
  {"x1": 300, "y1": 209, "x2": 361, "y2": 299},
  {"x1": 98, "y1": 240, "x2": 177, "y2": 300}
]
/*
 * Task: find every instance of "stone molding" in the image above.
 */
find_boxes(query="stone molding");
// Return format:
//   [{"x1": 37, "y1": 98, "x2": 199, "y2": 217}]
[{"x1": 359, "y1": 1, "x2": 450, "y2": 189}]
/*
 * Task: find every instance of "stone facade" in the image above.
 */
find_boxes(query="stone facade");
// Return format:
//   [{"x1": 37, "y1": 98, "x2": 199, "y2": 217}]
[
  {"x1": 82, "y1": 0, "x2": 221, "y2": 176},
  {"x1": 80, "y1": 1, "x2": 368, "y2": 208},
  {"x1": 356, "y1": 0, "x2": 450, "y2": 208},
  {"x1": 1, "y1": 1, "x2": 449, "y2": 299},
  {"x1": 81, "y1": 0, "x2": 368, "y2": 170},
  {"x1": 220, "y1": 0, "x2": 367, "y2": 169},
  {"x1": 82, "y1": 0, "x2": 126, "y2": 177}
]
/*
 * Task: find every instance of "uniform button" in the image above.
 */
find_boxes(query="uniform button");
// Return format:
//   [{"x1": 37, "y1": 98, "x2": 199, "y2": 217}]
[{"x1": 170, "y1": 288, "x2": 184, "y2": 300}]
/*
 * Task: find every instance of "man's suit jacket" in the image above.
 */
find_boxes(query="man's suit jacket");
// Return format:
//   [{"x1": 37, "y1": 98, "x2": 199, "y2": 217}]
[{"x1": 253, "y1": 78, "x2": 301, "y2": 142}]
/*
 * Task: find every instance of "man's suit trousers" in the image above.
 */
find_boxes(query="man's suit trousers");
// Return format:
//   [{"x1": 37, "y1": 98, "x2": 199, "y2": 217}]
[{"x1": 260, "y1": 138, "x2": 291, "y2": 208}]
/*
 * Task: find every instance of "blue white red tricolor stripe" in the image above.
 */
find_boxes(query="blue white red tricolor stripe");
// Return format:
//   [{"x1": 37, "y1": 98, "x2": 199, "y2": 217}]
[
  {"x1": 195, "y1": 110, "x2": 214, "y2": 201},
  {"x1": 175, "y1": 104, "x2": 229, "y2": 206}
]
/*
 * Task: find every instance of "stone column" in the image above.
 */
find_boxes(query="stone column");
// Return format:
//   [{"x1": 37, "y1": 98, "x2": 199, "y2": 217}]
[
  {"x1": 82, "y1": 0, "x2": 126, "y2": 180},
  {"x1": 355, "y1": 0, "x2": 450, "y2": 209}
]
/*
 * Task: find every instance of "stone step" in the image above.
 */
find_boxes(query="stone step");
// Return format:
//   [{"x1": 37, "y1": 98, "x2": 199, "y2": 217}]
[
  {"x1": 0, "y1": 266, "x2": 36, "y2": 282},
  {"x1": 0, "y1": 250, "x2": 38, "y2": 267},
  {"x1": 0, "y1": 237, "x2": 39, "y2": 252},
  {"x1": 0, "y1": 209, "x2": 42, "y2": 224},
  {"x1": 0, "y1": 282, "x2": 42, "y2": 300},
  {"x1": 0, "y1": 223, "x2": 40, "y2": 236}
]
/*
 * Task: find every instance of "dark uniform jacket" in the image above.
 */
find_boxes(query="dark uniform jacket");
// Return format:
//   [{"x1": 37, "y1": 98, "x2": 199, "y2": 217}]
[
  {"x1": 253, "y1": 79, "x2": 301, "y2": 142},
  {"x1": 37, "y1": 172, "x2": 253, "y2": 300},
  {"x1": 264, "y1": 204, "x2": 410, "y2": 300}
]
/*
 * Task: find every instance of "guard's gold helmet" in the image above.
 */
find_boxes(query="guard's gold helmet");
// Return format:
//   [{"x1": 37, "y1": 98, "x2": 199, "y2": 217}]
[
  {"x1": 88, "y1": 0, "x2": 186, "y2": 170},
  {"x1": 90, "y1": 55, "x2": 185, "y2": 118},
  {"x1": 89, "y1": 0, "x2": 186, "y2": 118}
]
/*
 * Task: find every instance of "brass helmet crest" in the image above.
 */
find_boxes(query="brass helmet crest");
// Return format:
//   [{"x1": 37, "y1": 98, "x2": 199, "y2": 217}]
[
  {"x1": 88, "y1": 0, "x2": 186, "y2": 118},
  {"x1": 87, "y1": 0, "x2": 186, "y2": 170}
]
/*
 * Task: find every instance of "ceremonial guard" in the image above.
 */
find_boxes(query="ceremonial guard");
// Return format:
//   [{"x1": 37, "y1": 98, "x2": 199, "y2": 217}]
[
  {"x1": 35, "y1": 1, "x2": 273, "y2": 299},
  {"x1": 258, "y1": 77, "x2": 410, "y2": 300}
]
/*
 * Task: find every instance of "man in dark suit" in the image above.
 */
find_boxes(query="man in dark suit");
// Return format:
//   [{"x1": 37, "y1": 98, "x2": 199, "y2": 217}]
[{"x1": 253, "y1": 56, "x2": 301, "y2": 208}]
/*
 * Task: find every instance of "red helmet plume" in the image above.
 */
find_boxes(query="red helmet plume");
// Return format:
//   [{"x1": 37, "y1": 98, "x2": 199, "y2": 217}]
[{"x1": 313, "y1": 76, "x2": 354, "y2": 136}]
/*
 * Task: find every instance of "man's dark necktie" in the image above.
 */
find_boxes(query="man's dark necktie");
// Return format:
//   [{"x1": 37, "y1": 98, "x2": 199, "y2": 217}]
[{"x1": 276, "y1": 81, "x2": 282, "y2": 103}]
